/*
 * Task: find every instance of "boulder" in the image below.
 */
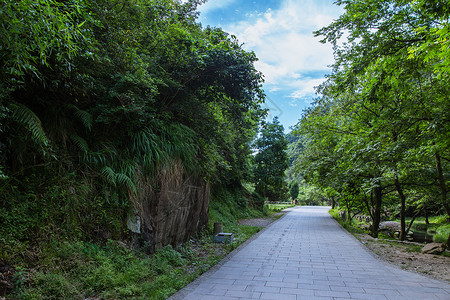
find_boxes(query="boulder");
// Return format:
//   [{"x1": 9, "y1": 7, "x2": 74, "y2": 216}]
[
  {"x1": 421, "y1": 243, "x2": 446, "y2": 254},
  {"x1": 379, "y1": 221, "x2": 401, "y2": 237},
  {"x1": 379, "y1": 221, "x2": 401, "y2": 232}
]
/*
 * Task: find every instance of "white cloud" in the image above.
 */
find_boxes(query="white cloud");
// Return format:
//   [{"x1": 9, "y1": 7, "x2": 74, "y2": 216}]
[
  {"x1": 197, "y1": 0, "x2": 343, "y2": 128},
  {"x1": 221, "y1": 0, "x2": 341, "y2": 88},
  {"x1": 269, "y1": 87, "x2": 281, "y2": 92},
  {"x1": 288, "y1": 77, "x2": 324, "y2": 98}
]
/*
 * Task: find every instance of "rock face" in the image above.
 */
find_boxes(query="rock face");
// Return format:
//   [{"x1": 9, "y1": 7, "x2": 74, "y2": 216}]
[
  {"x1": 421, "y1": 243, "x2": 446, "y2": 254},
  {"x1": 131, "y1": 160, "x2": 210, "y2": 251}
]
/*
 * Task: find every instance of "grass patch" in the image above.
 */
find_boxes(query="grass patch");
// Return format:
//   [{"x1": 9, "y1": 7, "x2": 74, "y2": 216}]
[
  {"x1": 264, "y1": 203, "x2": 295, "y2": 214},
  {"x1": 5, "y1": 185, "x2": 268, "y2": 299},
  {"x1": 328, "y1": 208, "x2": 366, "y2": 235},
  {"x1": 434, "y1": 223, "x2": 450, "y2": 243},
  {"x1": 11, "y1": 237, "x2": 233, "y2": 299}
]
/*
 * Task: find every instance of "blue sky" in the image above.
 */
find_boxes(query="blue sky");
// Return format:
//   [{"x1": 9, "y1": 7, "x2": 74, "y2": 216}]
[{"x1": 196, "y1": 0, "x2": 343, "y2": 132}]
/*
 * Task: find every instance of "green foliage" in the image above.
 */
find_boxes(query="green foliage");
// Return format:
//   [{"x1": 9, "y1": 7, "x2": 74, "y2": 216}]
[
  {"x1": 328, "y1": 208, "x2": 341, "y2": 221},
  {"x1": 0, "y1": 0, "x2": 265, "y2": 255},
  {"x1": 250, "y1": 190, "x2": 266, "y2": 209},
  {"x1": 1, "y1": 0, "x2": 265, "y2": 199},
  {"x1": 209, "y1": 185, "x2": 264, "y2": 230},
  {"x1": 15, "y1": 239, "x2": 201, "y2": 299},
  {"x1": 264, "y1": 203, "x2": 294, "y2": 213},
  {"x1": 0, "y1": 0, "x2": 268, "y2": 298},
  {"x1": 0, "y1": 0, "x2": 95, "y2": 81},
  {"x1": 0, "y1": 176, "x2": 128, "y2": 266},
  {"x1": 329, "y1": 209, "x2": 366, "y2": 234},
  {"x1": 434, "y1": 224, "x2": 450, "y2": 244},
  {"x1": 404, "y1": 215, "x2": 450, "y2": 244},
  {"x1": 155, "y1": 245, "x2": 186, "y2": 267},
  {"x1": 10, "y1": 103, "x2": 49, "y2": 147},
  {"x1": 9, "y1": 185, "x2": 268, "y2": 299},
  {"x1": 291, "y1": 0, "x2": 450, "y2": 239},
  {"x1": 289, "y1": 181, "x2": 299, "y2": 200},
  {"x1": 296, "y1": 184, "x2": 328, "y2": 206},
  {"x1": 254, "y1": 117, "x2": 289, "y2": 202}
]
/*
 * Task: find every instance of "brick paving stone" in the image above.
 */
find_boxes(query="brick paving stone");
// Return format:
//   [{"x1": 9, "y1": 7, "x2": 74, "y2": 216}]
[
  {"x1": 245, "y1": 285, "x2": 281, "y2": 293},
  {"x1": 266, "y1": 281, "x2": 297, "y2": 288},
  {"x1": 169, "y1": 206, "x2": 450, "y2": 300},
  {"x1": 260, "y1": 292, "x2": 296, "y2": 300},
  {"x1": 314, "y1": 290, "x2": 350, "y2": 298}
]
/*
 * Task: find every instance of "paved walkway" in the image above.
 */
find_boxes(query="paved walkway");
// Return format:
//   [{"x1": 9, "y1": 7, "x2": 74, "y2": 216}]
[{"x1": 170, "y1": 206, "x2": 450, "y2": 300}]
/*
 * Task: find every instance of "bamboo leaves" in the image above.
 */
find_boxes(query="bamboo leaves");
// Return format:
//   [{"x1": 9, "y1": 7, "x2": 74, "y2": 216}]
[{"x1": 1, "y1": 0, "x2": 94, "y2": 81}]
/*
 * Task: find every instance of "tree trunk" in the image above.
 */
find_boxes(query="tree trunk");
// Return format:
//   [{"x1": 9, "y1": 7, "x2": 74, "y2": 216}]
[
  {"x1": 346, "y1": 199, "x2": 352, "y2": 223},
  {"x1": 331, "y1": 197, "x2": 335, "y2": 209},
  {"x1": 447, "y1": 232, "x2": 450, "y2": 250},
  {"x1": 435, "y1": 152, "x2": 450, "y2": 216},
  {"x1": 394, "y1": 170, "x2": 407, "y2": 241},
  {"x1": 371, "y1": 185, "x2": 382, "y2": 238},
  {"x1": 365, "y1": 191, "x2": 374, "y2": 220},
  {"x1": 405, "y1": 208, "x2": 422, "y2": 237},
  {"x1": 213, "y1": 222, "x2": 223, "y2": 235}
]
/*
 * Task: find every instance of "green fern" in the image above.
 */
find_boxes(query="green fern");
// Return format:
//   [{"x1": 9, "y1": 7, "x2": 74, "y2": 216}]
[
  {"x1": 10, "y1": 102, "x2": 49, "y2": 146},
  {"x1": 101, "y1": 166, "x2": 116, "y2": 186},
  {"x1": 67, "y1": 104, "x2": 93, "y2": 131},
  {"x1": 116, "y1": 173, "x2": 136, "y2": 192},
  {"x1": 101, "y1": 165, "x2": 136, "y2": 192},
  {"x1": 70, "y1": 135, "x2": 89, "y2": 153}
]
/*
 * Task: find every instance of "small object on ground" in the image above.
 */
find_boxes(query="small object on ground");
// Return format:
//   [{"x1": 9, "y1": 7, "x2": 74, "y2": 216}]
[
  {"x1": 214, "y1": 232, "x2": 234, "y2": 243},
  {"x1": 213, "y1": 222, "x2": 223, "y2": 235},
  {"x1": 421, "y1": 243, "x2": 446, "y2": 254}
]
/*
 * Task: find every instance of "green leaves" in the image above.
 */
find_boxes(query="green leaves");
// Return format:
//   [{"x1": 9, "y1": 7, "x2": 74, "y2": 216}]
[
  {"x1": 254, "y1": 117, "x2": 289, "y2": 202},
  {"x1": 1, "y1": 0, "x2": 266, "y2": 229},
  {"x1": 10, "y1": 102, "x2": 49, "y2": 147},
  {"x1": 297, "y1": 0, "x2": 450, "y2": 227},
  {"x1": 0, "y1": 0, "x2": 94, "y2": 82},
  {"x1": 101, "y1": 166, "x2": 135, "y2": 192}
]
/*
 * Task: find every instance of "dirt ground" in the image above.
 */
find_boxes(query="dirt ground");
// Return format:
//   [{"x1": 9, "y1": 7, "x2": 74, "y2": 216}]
[
  {"x1": 239, "y1": 213, "x2": 450, "y2": 283},
  {"x1": 238, "y1": 210, "x2": 287, "y2": 227},
  {"x1": 356, "y1": 233, "x2": 450, "y2": 282}
]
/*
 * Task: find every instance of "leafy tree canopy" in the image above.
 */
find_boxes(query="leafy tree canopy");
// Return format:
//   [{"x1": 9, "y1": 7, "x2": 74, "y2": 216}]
[
  {"x1": 254, "y1": 117, "x2": 289, "y2": 202},
  {"x1": 292, "y1": 0, "x2": 449, "y2": 238}
]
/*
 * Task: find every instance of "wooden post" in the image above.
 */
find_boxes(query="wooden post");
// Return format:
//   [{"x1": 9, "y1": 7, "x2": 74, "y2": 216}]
[{"x1": 213, "y1": 222, "x2": 223, "y2": 235}]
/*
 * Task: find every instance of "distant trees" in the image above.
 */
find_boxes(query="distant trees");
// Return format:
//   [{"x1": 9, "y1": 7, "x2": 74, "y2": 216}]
[
  {"x1": 289, "y1": 181, "x2": 299, "y2": 202},
  {"x1": 292, "y1": 0, "x2": 449, "y2": 239},
  {"x1": 254, "y1": 117, "x2": 289, "y2": 202}
]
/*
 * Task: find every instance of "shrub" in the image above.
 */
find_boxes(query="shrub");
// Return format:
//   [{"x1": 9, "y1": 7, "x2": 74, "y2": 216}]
[{"x1": 434, "y1": 224, "x2": 450, "y2": 243}]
